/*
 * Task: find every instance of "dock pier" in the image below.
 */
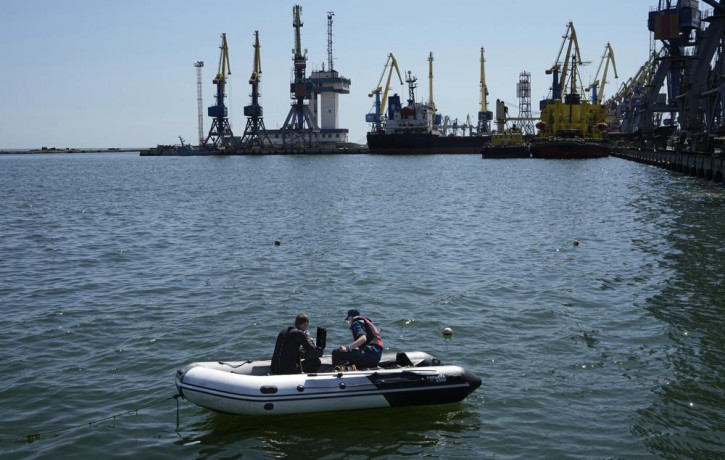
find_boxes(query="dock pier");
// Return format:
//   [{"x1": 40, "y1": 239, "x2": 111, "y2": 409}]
[{"x1": 613, "y1": 149, "x2": 724, "y2": 183}]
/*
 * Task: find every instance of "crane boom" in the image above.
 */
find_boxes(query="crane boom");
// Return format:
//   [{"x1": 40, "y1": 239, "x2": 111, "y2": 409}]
[
  {"x1": 558, "y1": 22, "x2": 582, "y2": 96},
  {"x1": 369, "y1": 53, "x2": 403, "y2": 116},
  {"x1": 605, "y1": 49, "x2": 658, "y2": 106},
  {"x1": 586, "y1": 42, "x2": 618, "y2": 104},
  {"x1": 545, "y1": 22, "x2": 583, "y2": 100},
  {"x1": 428, "y1": 52, "x2": 435, "y2": 111},
  {"x1": 598, "y1": 42, "x2": 617, "y2": 102},
  {"x1": 293, "y1": 5, "x2": 303, "y2": 60},
  {"x1": 249, "y1": 31, "x2": 261, "y2": 84},
  {"x1": 480, "y1": 47, "x2": 487, "y2": 113},
  {"x1": 213, "y1": 33, "x2": 231, "y2": 87}
]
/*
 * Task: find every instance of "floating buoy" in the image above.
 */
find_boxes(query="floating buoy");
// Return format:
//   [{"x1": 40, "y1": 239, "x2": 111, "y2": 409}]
[
  {"x1": 274, "y1": 240, "x2": 281, "y2": 246},
  {"x1": 442, "y1": 327, "x2": 453, "y2": 336}
]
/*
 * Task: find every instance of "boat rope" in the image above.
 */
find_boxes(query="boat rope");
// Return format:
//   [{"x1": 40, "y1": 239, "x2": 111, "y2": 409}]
[
  {"x1": 218, "y1": 360, "x2": 252, "y2": 368},
  {"x1": 3, "y1": 394, "x2": 179, "y2": 445}
]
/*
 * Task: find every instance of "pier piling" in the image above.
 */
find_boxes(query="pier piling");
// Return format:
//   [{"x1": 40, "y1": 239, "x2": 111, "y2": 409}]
[{"x1": 612, "y1": 149, "x2": 724, "y2": 183}]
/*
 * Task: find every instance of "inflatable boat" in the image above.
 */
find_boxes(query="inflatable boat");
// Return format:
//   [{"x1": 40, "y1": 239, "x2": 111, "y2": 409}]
[{"x1": 175, "y1": 351, "x2": 481, "y2": 415}]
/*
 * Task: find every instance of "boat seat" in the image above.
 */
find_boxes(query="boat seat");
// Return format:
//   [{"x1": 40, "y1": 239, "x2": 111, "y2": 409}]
[
  {"x1": 322, "y1": 352, "x2": 439, "y2": 372},
  {"x1": 229, "y1": 362, "x2": 272, "y2": 375},
  {"x1": 221, "y1": 352, "x2": 441, "y2": 376},
  {"x1": 378, "y1": 352, "x2": 405, "y2": 369},
  {"x1": 394, "y1": 351, "x2": 440, "y2": 367}
]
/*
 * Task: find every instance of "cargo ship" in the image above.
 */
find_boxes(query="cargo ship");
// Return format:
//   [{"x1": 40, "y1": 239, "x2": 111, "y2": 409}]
[
  {"x1": 366, "y1": 54, "x2": 489, "y2": 154},
  {"x1": 530, "y1": 22, "x2": 611, "y2": 159},
  {"x1": 366, "y1": 93, "x2": 489, "y2": 154},
  {"x1": 530, "y1": 88, "x2": 611, "y2": 159}
]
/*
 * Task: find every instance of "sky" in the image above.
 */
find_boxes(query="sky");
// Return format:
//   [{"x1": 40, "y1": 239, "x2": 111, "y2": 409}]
[{"x1": 0, "y1": 0, "x2": 660, "y2": 148}]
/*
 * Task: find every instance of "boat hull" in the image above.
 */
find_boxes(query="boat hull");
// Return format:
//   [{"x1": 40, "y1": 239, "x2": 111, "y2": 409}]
[
  {"x1": 175, "y1": 352, "x2": 481, "y2": 415},
  {"x1": 530, "y1": 140, "x2": 610, "y2": 159},
  {"x1": 481, "y1": 146, "x2": 530, "y2": 159},
  {"x1": 367, "y1": 132, "x2": 489, "y2": 154}
]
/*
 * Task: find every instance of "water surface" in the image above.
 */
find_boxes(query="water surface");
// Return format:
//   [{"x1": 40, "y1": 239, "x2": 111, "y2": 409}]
[{"x1": 0, "y1": 153, "x2": 723, "y2": 458}]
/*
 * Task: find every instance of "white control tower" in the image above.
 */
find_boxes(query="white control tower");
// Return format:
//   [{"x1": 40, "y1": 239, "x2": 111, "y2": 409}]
[{"x1": 307, "y1": 12, "x2": 350, "y2": 143}]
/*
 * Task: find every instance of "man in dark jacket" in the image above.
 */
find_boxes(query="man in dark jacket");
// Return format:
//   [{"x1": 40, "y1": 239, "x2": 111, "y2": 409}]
[{"x1": 271, "y1": 313, "x2": 322, "y2": 374}]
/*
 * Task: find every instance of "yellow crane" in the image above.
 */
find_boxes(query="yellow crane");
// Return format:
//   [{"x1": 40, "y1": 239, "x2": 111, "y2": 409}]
[
  {"x1": 241, "y1": 30, "x2": 272, "y2": 148},
  {"x1": 586, "y1": 42, "x2": 618, "y2": 105},
  {"x1": 428, "y1": 52, "x2": 435, "y2": 111},
  {"x1": 205, "y1": 33, "x2": 234, "y2": 149},
  {"x1": 608, "y1": 49, "x2": 659, "y2": 106},
  {"x1": 367, "y1": 53, "x2": 403, "y2": 130},
  {"x1": 478, "y1": 47, "x2": 491, "y2": 133},
  {"x1": 537, "y1": 22, "x2": 605, "y2": 141},
  {"x1": 545, "y1": 22, "x2": 583, "y2": 100}
]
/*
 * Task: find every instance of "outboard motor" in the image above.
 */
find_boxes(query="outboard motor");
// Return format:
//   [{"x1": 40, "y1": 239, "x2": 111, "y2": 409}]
[{"x1": 316, "y1": 327, "x2": 326, "y2": 350}]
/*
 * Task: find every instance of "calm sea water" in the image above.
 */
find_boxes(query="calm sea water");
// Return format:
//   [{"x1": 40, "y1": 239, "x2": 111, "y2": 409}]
[{"x1": 0, "y1": 153, "x2": 723, "y2": 459}]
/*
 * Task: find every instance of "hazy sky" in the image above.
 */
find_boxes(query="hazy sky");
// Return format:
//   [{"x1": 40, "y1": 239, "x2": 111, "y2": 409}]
[{"x1": 1, "y1": 0, "x2": 660, "y2": 148}]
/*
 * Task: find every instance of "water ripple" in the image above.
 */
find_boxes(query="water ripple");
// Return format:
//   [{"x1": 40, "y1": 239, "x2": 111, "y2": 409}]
[{"x1": 0, "y1": 154, "x2": 722, "y2": 458}]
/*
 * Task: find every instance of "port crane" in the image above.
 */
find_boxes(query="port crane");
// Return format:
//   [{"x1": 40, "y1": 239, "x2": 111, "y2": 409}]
[
  {"x1": 366, "y1": 53, "x2": 403, "y2": 132},
  {"x1": 452, "y1": 118, "x2": 461, "y2": 136},
  {"x1": 605, "y1": 50, "x2": 660, "y2": 133},
  {"x1": 536, "y1": 21, "x2": 605, "y2": 140},
  {"x1": 280, "y1": 5, "x2": 318, "y2": 142},
  {"x1": 241, "y1": 31, "x2": 272, "y2": 148},
  {"x1": 586, "y1": 42, "x2": 618, "y2": 105},
  {"x1": 204, "y1": 33, "x2": 234, "y2": 149},
  {"x1": 545, "y1": 22, "x2": 584, "y2": 100},
  {"x1": 464, "y1": 114, "x2": 475, "y2": 136},
  {"x1": 441, "y1": 115, "x2": 451, "y2": 135},
  {"x1": 609, "y1": 50, "x2": 659, "y2": 106},
  {"x1": 478, "y1": 47, "x2": 492, "y2": 134}
]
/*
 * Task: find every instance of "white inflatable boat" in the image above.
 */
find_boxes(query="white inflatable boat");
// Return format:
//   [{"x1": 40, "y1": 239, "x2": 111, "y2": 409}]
[{"x1": 175, "y1": 351, "x2": 481, "y2": 415}]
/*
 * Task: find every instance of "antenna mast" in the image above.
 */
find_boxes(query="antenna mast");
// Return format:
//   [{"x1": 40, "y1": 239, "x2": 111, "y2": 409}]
[
  {"x1": 327, "y1": 11, "x2": 334, "y2": 71},
  {"x1": 194, "y1": 61, "x2": 204, "y2": 146},
  {"x1": 517, "y1": 71, "x2": 534, "y2": 135}
]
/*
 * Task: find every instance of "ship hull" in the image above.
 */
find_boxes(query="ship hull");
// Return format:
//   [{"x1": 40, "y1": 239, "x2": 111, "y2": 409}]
[
  {"x1": 367, "y1": 132, "x2": 489, "y2": 154},
  {"x1": 530, "y1": 140, "x2": 610, "y2": 159},
  {"x1": 481, "y1": 145, "x2": 530, "y2": 159}
]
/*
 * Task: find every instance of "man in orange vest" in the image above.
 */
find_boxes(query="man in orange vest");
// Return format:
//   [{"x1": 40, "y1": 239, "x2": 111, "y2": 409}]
[{"x1": 332, "y1": 309, "x2": 383, "y2": 369}]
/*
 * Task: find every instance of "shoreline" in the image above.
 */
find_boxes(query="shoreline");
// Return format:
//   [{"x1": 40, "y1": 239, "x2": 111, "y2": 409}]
[{"x1": 0, "y1": 148, "x2": 142, "y2": 155}]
